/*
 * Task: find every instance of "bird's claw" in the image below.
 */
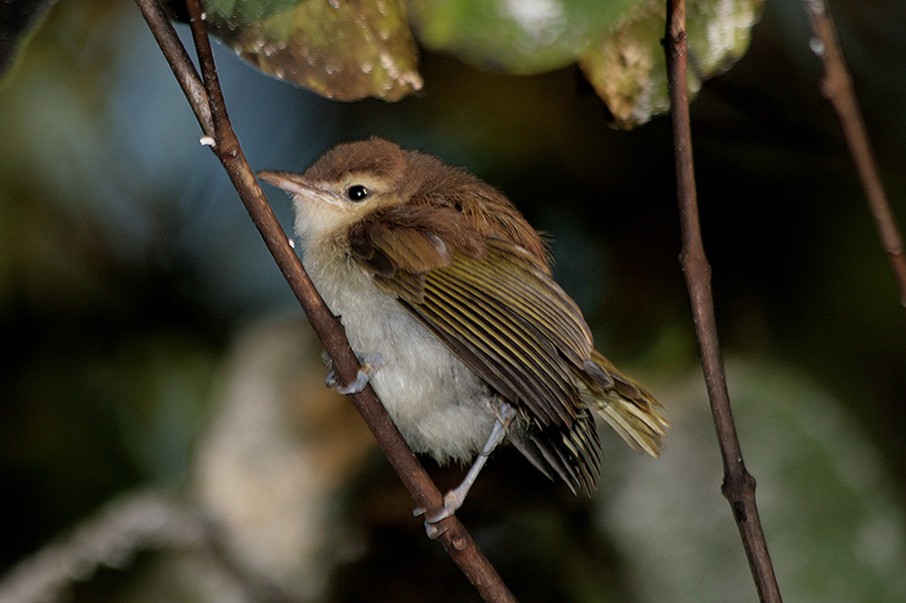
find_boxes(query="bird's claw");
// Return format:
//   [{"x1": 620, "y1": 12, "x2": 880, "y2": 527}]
[
  {"x1": 413, "y1": 491, "x2": 462, "y2": 539},
  {"x1": 325, "y1": 353, "x2": 383, "y2": 395}
]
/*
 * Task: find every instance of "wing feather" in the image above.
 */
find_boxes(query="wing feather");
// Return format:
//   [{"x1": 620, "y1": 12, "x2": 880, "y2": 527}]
[
  {"x1": 442, "y1": 243, "x2": 594, "y2": 360},
  {"x1": 360, "y1": 234, "x2": 596, "y2": 428},
  {"x1": 424, "y1": 268, "x2": 578, "y2": 423},
  {"x1": 349, "y1": 212, "x2": 605, "y2": 493}
]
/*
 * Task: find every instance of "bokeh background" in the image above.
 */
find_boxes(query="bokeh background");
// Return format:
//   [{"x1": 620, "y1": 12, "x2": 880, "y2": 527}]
[{"x1": 1, "y1": 0, "x2": 905, "y2": 601}]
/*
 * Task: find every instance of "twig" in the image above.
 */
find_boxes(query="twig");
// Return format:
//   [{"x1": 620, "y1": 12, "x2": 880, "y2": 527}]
[
  {"x1": 803, "y1": 0, "x2": 906, "y2": 307},
  {"x1": 134, "y1": 1, "x2": 517, "y2": 601},
  {"x1": 663, "y1": 1, "x2": 783, "y2": 602}
]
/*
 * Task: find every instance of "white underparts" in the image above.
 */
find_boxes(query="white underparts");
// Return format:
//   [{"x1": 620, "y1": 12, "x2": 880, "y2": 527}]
[{"x1": 301, "y1": 240, "x2": 499, "y2": 464}]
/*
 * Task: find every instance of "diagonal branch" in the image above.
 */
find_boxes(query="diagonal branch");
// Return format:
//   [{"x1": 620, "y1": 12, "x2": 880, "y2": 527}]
[
  {"x1": 134, "y1": 1, "x2": 516, "y2": 601},
  {"x1": 663, "y1": 1, "x2": 783, "y2": 601},
  {"x1": 803, "y1": 0, "x2": 906, "y2": 307}
]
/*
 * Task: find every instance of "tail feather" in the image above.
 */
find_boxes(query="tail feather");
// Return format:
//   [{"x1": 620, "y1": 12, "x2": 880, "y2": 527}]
[
  {"x1": 582, "y1": 351, "x2": 669, "y2": 458},
  {"x1": 511, "y1": 408, "x2": 602, "y2": 496}
]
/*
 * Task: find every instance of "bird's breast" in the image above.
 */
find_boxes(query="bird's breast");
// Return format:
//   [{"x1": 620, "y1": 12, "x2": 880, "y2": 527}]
[{"x1": 301, "y1": 244, "x2": 498, "y2": 463}]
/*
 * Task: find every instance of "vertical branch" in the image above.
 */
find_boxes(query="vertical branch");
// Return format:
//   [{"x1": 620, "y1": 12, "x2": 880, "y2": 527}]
[
  {"x1": 663, "y1": 1, "x2": 783, "y2": 602},
  {"x1": 803, "y1": 0, "x2": 906, "y2": 307},
  {"x1": 134, "y1": 1, "x2": 517, "y2": 601}
]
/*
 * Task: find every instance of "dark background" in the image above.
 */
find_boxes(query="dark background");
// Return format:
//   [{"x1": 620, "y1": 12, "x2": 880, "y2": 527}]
[{"x1": 1, "y1": 0, "x2": 905, "y2": 601}]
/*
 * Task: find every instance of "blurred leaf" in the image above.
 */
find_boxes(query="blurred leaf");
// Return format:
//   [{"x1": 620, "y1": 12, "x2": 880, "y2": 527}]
[
  {"x1": 409, "y1": 0, "x2": 637, "y2": 74},
  {"x1": 579, "y1": 0, "x2": 764, "y2": 128},
  {"x1": 603, "y1": 358, "x2": 906, "y2": 602},
  {"x1": 203, "y1": 0, "x2": 423, "y2": 101},
  {"x1": 0, "y1": 0, "x2": 58, "y2": 85},
  {"x1": 199, "y1": 0, "x2": 760, "y2": 110}
]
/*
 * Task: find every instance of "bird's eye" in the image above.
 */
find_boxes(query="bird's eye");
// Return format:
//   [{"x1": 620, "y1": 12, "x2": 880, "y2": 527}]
[{"x1": 346, "y1": 184, "x2": 369, "y2": 202}]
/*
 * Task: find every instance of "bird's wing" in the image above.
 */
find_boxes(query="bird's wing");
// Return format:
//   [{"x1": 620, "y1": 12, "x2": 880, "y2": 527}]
[{"x1": 349, "y1": 211, "x2": 602, "y2": 493}]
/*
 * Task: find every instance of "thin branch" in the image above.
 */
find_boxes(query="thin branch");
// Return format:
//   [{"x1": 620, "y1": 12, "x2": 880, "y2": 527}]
[
  {"x1": 663, "y1": 1, "x2": 783, "y2": 602},
  {"x1": 803, "y1": 0, "x2": 906, "y2": 307},
  {"x1": 135, "y1": 1, "x2": 517, "y2": 601}
]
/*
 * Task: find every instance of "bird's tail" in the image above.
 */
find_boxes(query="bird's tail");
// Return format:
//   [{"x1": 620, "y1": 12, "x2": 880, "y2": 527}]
[{"x1": 580, "y1": 351, "x2": 668, "y2": 458}]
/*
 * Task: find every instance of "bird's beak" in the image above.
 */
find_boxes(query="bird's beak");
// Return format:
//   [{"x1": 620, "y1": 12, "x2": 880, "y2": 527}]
[{"x1": 257, "y1": 171, "x2": 337, "y2": 205}]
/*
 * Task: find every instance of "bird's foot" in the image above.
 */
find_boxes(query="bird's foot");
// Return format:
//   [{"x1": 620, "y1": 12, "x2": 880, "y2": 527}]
[
  {"x1": 413, "y1": 490, "x2": 463, "y2": 539},
  {"x1": 325, "y1": 352, "x2": 383, "y2": 395},
  {"x1": 414, "y1": 403, "x2": 515, "y2": 539}
]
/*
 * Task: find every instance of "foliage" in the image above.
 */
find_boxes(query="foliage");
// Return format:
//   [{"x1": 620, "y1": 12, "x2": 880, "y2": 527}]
[{"x1": 1, "y1": 0, "x2": 763, "y2": 124}]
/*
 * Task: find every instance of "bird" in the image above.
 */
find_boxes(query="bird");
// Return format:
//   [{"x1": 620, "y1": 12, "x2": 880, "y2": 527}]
[{"x1": 258, "y1": 138, "x2": 667, "y2": 523}]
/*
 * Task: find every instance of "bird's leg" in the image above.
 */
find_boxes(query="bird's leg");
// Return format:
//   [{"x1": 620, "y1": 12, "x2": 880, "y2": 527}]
[
  {"x1": 324, "y1": 351, "x2": 384, "y2": 395},
  {"x1": 417, "y1": 402, "x2": 515, "y2": 536}
]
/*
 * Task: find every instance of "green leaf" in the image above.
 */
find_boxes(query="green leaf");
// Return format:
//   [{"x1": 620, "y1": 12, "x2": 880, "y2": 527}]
[
  {"x1": 579, "y1": 0, "x2": 764, "y2": 128},
  {"x1": 203, "y1": 0, "x2": 423, "y2": 101},
  {"x1": 409, "y1": 0, "x2": 638, "y2": 74}
]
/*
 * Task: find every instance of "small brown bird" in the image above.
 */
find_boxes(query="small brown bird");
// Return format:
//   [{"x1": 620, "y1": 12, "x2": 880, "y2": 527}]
[{"x1": 259, "y1": 138, "x2": 667, "y2": 522}]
